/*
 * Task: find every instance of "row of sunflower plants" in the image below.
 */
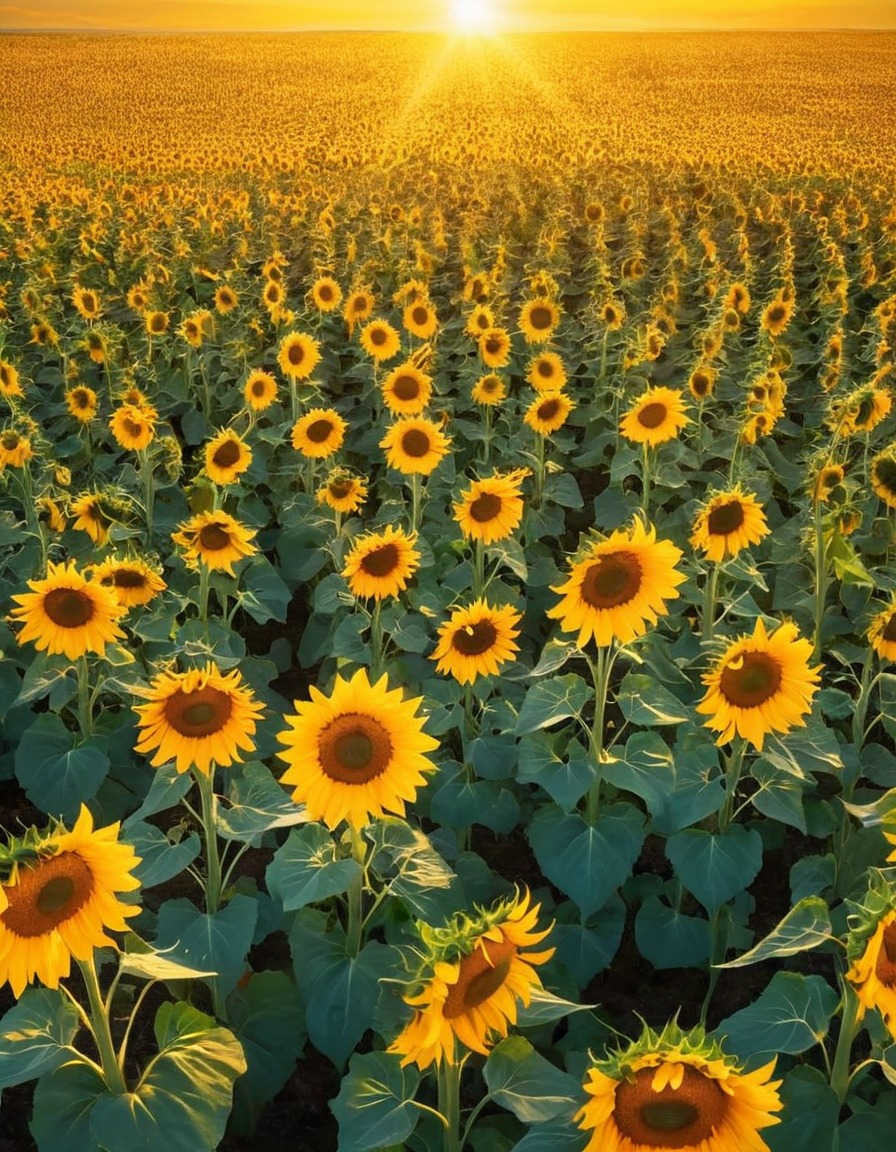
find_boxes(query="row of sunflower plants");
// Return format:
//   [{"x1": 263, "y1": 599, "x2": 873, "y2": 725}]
[{"x1": 1, "y1": 171, "x2": 896, "y2": 1152}]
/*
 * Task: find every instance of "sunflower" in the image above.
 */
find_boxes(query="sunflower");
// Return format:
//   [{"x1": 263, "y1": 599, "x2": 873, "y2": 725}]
[
  {"x1": 134, "y1": 662, "x2": 264, "y2": 774},
  {"x1": 145, "y1": 310, "x2": 169, "y2": 336},
  {"x1": 90, "y1": 556, "x2": 167, "y2": 608},
  {"x1": 276, "y1": 668, "x2": 438, "y2": 830},
  {"x1": 344, "y1": 289, "x2": 375, "y2": 332},
  {"x1": 760, "y1": 296, "x2": 794, "y2": 338},
  {"x1": 381, "y1": 362, "x2": 433, "y2": 416},
  {"x1": 0, "y1": 360, "x2": 23, "y2": 398},
  {"x1": 380, "y1": 416, "x2": 451, "y2": 476},
  {"x1": 10, "y1": 559, "x2": 125, "y2": 660},
  {"x1": 871, "y1": 448, "x2": 896, "y2": 508},
  {"x1": 868, "y1": 600, "x2": 896, "y2": 661},
  {"x1": 277, "y1": 331, "x2": 321, "y2": 381},
  {"x1": 725, "y1": 282, "x2": 752, "y2": 314},
  {"x1": 519, "y1": 298, "x2": 560, "y2": 344},
  {"x1": 454, "y1": 469, "x2": 527, "y2": 544},
  {"x1": 204, "y1": 429, "x2": 253, "y2": 485},
  {"x1": 342, "y1": 524, "x2": 420, "y2": 600},
  {"x1": 576, "y1": 1021, "x2": 783, "y2": 1152},
  {"x1": 244, "y1": 369, "x2": 278, "y2": 412},
  {"x1": 0, "y1": 806, "x2": 141, "y2": 998},
  {"x1": 36, "y1": 496, "x2": 66, "y2": 534},
  {"x1": 523, "y1": 391, "x2": 574, "y2": 436},
  {"x1": 620, "y1": 387, "x2": 689, "y2": 447},
  {"x1": 127, "y1": 283, "x2": 150, "y2": 314},
  {"x1": 30, "y1": 321, "x2": 59, "y2": 347},
  {"x1": 109, "y1": 403, "x2": 156, "y2": 452},
  {"x1": 690, "y1": 487, "x2": 770, "y2": 562},
  {"x1": 171, "y1": 510, "x2": 258, "y2": 575},
  {"x1": 360, "y1": 319, "x2": 401, "y2": 363},
  {"x1": 696, "y1": 616, "x2": 821, "y2": 750},
  {"x1": 69, "y1": 493, "x2": 117, "y2": 546},
  {"x1": 527, "y1": 352, "x2": 567, "y2": 392},
  {"x1": 0, "y1": 429, "x2": 34, "y2": 469},
  {"x1": 180, "y1": 311, "x2": 212, "y2": 348},
  {"x1": 214, "y1": 284, "x2": 238, "y2": 314},
  {"x1": 846, "y1": 877, "x2": 896, "y2": 1039},
  {"x1": 463, "y1": 273, "x2": 490, "y2": 304},
  {"x1": 548, "y1": 519, "x2": 685, "y2": 648},
  {"x1": 403, "y1": 300, "x2": 438, "y2": 339},
  {"x1": 65, "y1": 384, "x2": 98, "y2": 423},
  {"x1": 388, "y1": 889, "x2": 554, "y2": 1070},
  {"x1": 311, "y1": 275, "x2": 342, "y2": 312},
  {"x1": 688, "y1": 366, "x2": 716, "y2": 401},
  {"x1": 471, "y1": 373, "x2": 507, "y2": 406},
  {"x1": 291, "y1": 408, "x2": 348, "y2": 459},
  {"x1": 317, "y1": 471, "x2": 368, "y2": 514},
  {"x1": 431, "y1": 599, "x2": 522, "y2": 684},
  {"x1": 465, "y1": 305, "x2": 495, "y2": 339},
  {"x1": 599, "y1": 300, "x2": 625, "y2": 330},
  {"x1": 479, "y1": 327, "x2": 512, "y2": 369},
  {"x1": 72, "y1": 285, "x2": 102, "y2": 321}
]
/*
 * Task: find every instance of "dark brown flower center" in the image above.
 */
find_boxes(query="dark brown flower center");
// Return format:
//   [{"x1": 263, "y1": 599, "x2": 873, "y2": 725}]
[
  {"x1": 198, "y1": 522, "x2": 232, "y2": 551},
  {"x1": 1, "y1": 431, "x2": 22, "y2": 450},
  {"x1": 369, "y1": 326, "x2": 388, "y2": 346},
  {"x1": 537, "y1": 398, "x2": 561, "y2": 421},
  {"x1": 874, "y1": 456, "x2": 896, "y2": 496},
  {"x1": 528, "y1": 305, "x2": 553, "y2": 330},
  {"x1": 329, "y1": 480, "x2": 353, "y2": 499},
  {"x1": 391, "y1": 374, "x2": 421, "y2": 401},
  {"x1": 212, "y1": 438, "x2": 242, "y2": 468},
  {"x1": 637, "y1": 401, "x2": 669, "y2": 429},
  {"x1": 164, "y1": 684, "x2": 234, "y2": 737},
  {"x1": 411, "y1": 306, "x2": 429, "y2": 325},
  {"x1": 707, "y1": 500, "x2": 745, "y2": 536},
  {"x1": 537, "y1": 359, "x2": 554, "y2": 378},
  {"x1": 265, "y1": 283, "x2": 281, "y2": 303},
  {"x1": 287, "y1": 341, "x2": 305, "y2": 366},
  {"x1": 766, "y1": 304, "x2": 787, "y2": 325},
  {"x1": 613, "y1": 1064, "x2": 727, "y2": 1149},
  {"x1": 401, "y1": 428, "x2": 431, "y2": 458},
  {"x1": 306, "y1": 419, "x2": 334, "y2": 443},
  {"x1": 43, "y1": 587, "x2": 96, "y2": 628},
  {"x1": 122, "y1": 417, "x2": 144, "y2": 439},
  {"x1": 480, "y1": 376, "x2": 499, "y2": 392},
  {"x1": 469, "y1": 492, "x2": 502, "y2": 523},
  {"x1": 882, "y1": 613, "x2": 896, "y2": 642},
  {"x1": 691, "y1": 373, "x2": 710, "y2": 397},
  {"x1": 719, "y1": 650, "x2": 783, "y2": 708},
  {"x1": 318, "y1": 284, "x2": 334, "y2": 301},
  {"x1": 360, "y1": 542, "x2": 399, "y2": 578},
  {"x1": 1, "y1": 852, "x2": 94, "y2": 937},
  {"x1": 443, "y1": 936, "x2": 516, "y2": 1018},
  {"x1": 251, "y1": 377, "x2": 268, "y2": 397},
  {"x1": 318, "y1": 713, "x2": 393, "y2": 783},
  {"x1": 580, "y1": 551, "x2": 641, "y2": 608},
  {"x1": 451, "y1": 620, "x2": 498, "y2": 656},
  {"x1": 110, "y1": 567, "x2": 148, "y2": 589},
  {"x1": 350, "y1": 295, "x2": 368, "y2": 315},
  {"x1": 73, "y1": 388, "x2": 92, "y2": 408},
  {"x1": 81, "y1": 292, "x2": 97, "y2": 313},
  {"x1": 877, "y1": 922, "x2": 896, "y2": 984}
]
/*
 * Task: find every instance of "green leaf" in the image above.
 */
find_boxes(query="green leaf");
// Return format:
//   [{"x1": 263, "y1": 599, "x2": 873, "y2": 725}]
[
  {"x1": 551, "y1": 895, "x2": 625, "y2": 984},
  {"x1": 0, "y1": 987, "x2": 80, "y2": 1089},
  {"x1": 30, "y1": 1059, "x2": 108, "y2": 1152},
  {"x1": 790, "y1": 854, "x2": 836, "y2": 902},
  {"x1": 511, "y1": 1119, "x2": 587, "y2": 1151},
  {"x1": 605, "y1": 732, "x2": 724, "y2": 834},
  {"x1": 368, "y1": 817, "x2": 459, "y2": 921},
  {"x1": 217, "y1": 760, "x2": 307, "y2": 844},
  {"x1": 238, "y1": 557, "x2": 291, "y2": 624},
  {"x1": 515, "y1": 674, "x2": 590, "y2": 735},
  {"x1": 12, "y1": 652, "x2": 75, "y2": 707},
  {"x1": 517, "y1": 732, "x2": 596, "y2": 811},
  {"x1": 332, "y1": 1051, "x2": 421, "y2": 1151},
  {"x1": 750, "y1": 757, "x2": 808, "y2": 832},
  {"x1": 123, "y1": 762, "x2": 193, "y2": 825},
  {"x1": 516, "y1": 987, "x2": 596, "y2": 1027},
  {"x1": 665, "y1": 826, "x2": 763, "y2": 912},
  {"x1": 15, "y1": 715, "x2": 109, "y2": 821},
  {"x1": 119, "y1": 936, "x2": 217, "y2": 981},
  {"x1": 716, "y1": 972, "x2": 838, "y2": 1059},
  {"x1": 487, "y1": 537, "x2": 528, "y2": 580},
  {"x1": 717, "y1": 897, "x2": 833, "y2": 968},
  {"x1": 528, "y1": 638, "x2": 578, "y2": 678},
  {"x1": 87, "y1": 1002, "x2": 247, "y2": 1152},
  {"x1": 483, "y1": 1036, "x2": 579, "y2": 1124},
  {"x1": 765, "y1": 1067, "x2": 839, "y2": 1152},
  {"x1": 125, "y1": 820, "x2": 201, "y2": 889},
  {"x1": 266, "y1": 822, "x2": 362, "y2": 911},
  {"x1": 528, "y1": 804, "x2": 645, "y2": 919},
  {"x1": 431, "y1": 771, "x2": 520, "y2": 834},
  {"x1": 616, "y1": 673, "x2": 690, "y2": 726},
  {"x1": 634, "y1": 897, "x2": 711, "y2": 969},
  {"x1": 154, "y1": 895, "x2": 258, "y2": 997}
]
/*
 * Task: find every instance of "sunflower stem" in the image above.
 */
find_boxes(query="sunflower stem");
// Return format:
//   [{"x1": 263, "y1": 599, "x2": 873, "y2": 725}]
[
  {"x1": 599, "y1": 325, "x2": 610, "y2": 384},
  {"x1": 76, "y1": 655, "x2": 94, "y2": 739},
  {"x1": 830, "y1": 979, "x2": 862, "y2": 1104},
  {"x1": 137, "y1": 446, "x2": 155, "y2": 538},
  {"x1": 304, "y1": 454, "x2": 316, "y2": 497},
  {"x1": 701, "y1": 564, "x2": 720, "y2": 643},
  {"x1": 849, "y1": 654, "x2": 875, "y2": 791},
  {"x1": 78, "y1": 952, "x2": 127, "y2": 1095},
  {"x1": 410, "y1": 473, "x2": 422, "y2": 534},
  {"x1": 198, "y1": 560, "x2": 211, "y2": 628},
  {"x1": 482, "y1": 403, "x2": 493, "y2": 466},
  {"x1": 718, "y1": 738, "x2": 747, "y2": 831},
  {"x1": 584, "y1": 644, "x2": 615, "y2": 826},
  {"x1": 345, "y1": 825, "x2": 367, "y2": 959},
  {"x1": 472, "y1": 540, "x2": 485, "y2": 601},
  {"x1": 813, "y1": 500, "x2": 829, "y2": 663},
  {"x1": 195, "y1": 766, "x2": 227, "y2": 1018},
  {"x1": 699, "y1": 905, "x2": 730, "y2": 1026},
  {"x1": 369, "y1": 600, "x2": 386, "y2": 679},
  {"x1": 532, "y1": 432, "x2": 546, "y2": 509},
  {"x1": 290, "y1": 378, "x2": 299, "y2": 426},
  {"x1": 640, "y1": 443, "x2": 652, "y2": 515},
  {"x1": 437, "y1": 1050, "x2": 463, "y2": 1152}
]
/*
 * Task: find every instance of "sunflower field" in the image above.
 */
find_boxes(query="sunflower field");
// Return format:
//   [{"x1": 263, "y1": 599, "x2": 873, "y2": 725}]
[{"x1": 2, "y1": 27, "x2": 896, "y2": 1152}]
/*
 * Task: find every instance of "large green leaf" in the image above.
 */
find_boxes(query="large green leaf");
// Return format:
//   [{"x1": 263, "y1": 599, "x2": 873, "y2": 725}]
[
  {"x1": 125, "y1": 820, "x2": 201, "y2": 890},
  {"x1": 0, "y1": 987, "x2": 80, "y2": 1089},
  {"x1": 634, "y1": 897, "x2": 711, "y2": 969},
  {"x1": 765, "y1": 1067, "x2": 839, "y2": 1152},
  {"x1": 665, "y1": 826, "x2": 763, "y2": 912},
  {"x1": 511, "y1": 1119, "x2": 587, "y2": 1151},
  {"x1": 551, "y1": 895, "x2": 625, "y2": 985},
  {"x1": 266, "y1": 822, "x2": 361, "y2": 911},
  {"x1": 332, "y1": 1050, "x2": 421, "y2": 1151},
  {"x1": 515, "y1": 674, "x2": 590, "y2": 735},
  {"x1": 716, "y1": 972, "x2": 838, "y2": 1059},
  {"x1": 431, "y1": 770, "x2": 520, "y2": 834},
  {"x1": 517, "y1": 732, "x2": 596, "y2": 811},
  {"x1": 154, "y1": 894, "x2": 258, "y2": 996},
  {"x1": 87, "y1": 1002, "x2": 247, "y2": 1152},
  {"x1": 368, "y1": 817, "x2": 460, "y2": 921},
  {"x1": 30, "y1": 1059, "x2": 108, "y2": 1152},
  {"x1": 483, "y1": 1036, "x2": 580, "y2": 1124},
  {"x1": 216, "y1": 760, "x2": 308, "y2": 844},
  {"x1": 15, "y1": 714, "x2": 110, "y2": 821},
  {"x1": 718, "y1": 897, "x2": 833, "y2": 968},
  {"x1": 616, "y1": 673, "x2": 690, "y2": 726}
]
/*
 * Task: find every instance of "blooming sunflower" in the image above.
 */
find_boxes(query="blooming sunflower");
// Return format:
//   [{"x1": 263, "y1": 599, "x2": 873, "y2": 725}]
[
  {"x1": 431, "y1": 599, "x2": 522, "y2": 684},
  {"x1": 310, "y1": 275, "x2": 342, "y2": 312},
  {"x1": 620, "y1": 387, "x2": 690, "y2": 447},
  {"x1": 277, "y1": 331, "x2": 321, "y2": 381},
  {"x1": 291, "y1": 408, "x2": 348, "y2": 459},
  {"x1": 548, "y1": 519, "x2": 685, "y2": 648},
  {"x1": 109, "y1": 403, "x2": 157, "y2": 452},
  {"x1": 454, "y1": 469, "x2": 527, "y2": 545},
  {"x1": 388, "y1": 889, "x2": 554, "y2": 1070},
  {"x1": 846, "y1": 872, "x2": 896, "y2": 1040},
  {"x1": 317, "y1": 471, "x2": 368, "y2": 514},
  {"x1": 576, "y1": 1021, "x2": 782, "y2": 1152},
  {"x1": 519, "y1": 298, "x2": 560, "y2": 344},
  {"x1": 204, "y1": 429, "x2": 252, "y2": 485},
  {"x1": 171, "y1": 510, "x2": 258, "y2": 575},
  {"x1": 360, "y1": 319, "x2": 401, "y2": 363},
  {"x1": 760, "y1": 297, "x2": 794, "y2": 338},
  {"x1": 10, "y1": 559, "x2": 125, "y2": 660},
  {"x1": 90, "y1": 555, "x2": 167, "y2": 608},
  {"x1": 214, "y1": 284, "x2": 238, "y2": 314},
  {"x1": 0, "y1": 429, "x2": 33, "y2": 469},
  {"x1": 69, "y1": 492, "x2": 124, "y2": 547},
  {"x1": 471, "y1": 373, "x2": 506, "y2": 406},
  {"x1": 524, "y1": 391, "x2": 575, "y2": 436},
  {"x1": 134, "y1": 661, "x2": 264, "y2": 774},
  {"x1": 343, "y1": 289, "x2": 375, "y2": 333},
  {"x1": 72, "y1": 285, "x2": 102, "y2": 321},
  {"x1": 690, "y1": 487, "x2": 770, "y2": 563},
  {"x1": 403, "y1": 300, "x2": 438, "y2": 339},
  {"x1": 36, "y1": 496, "x2": 66, "y2": 534},
  {"x1": 0, "y1": 360, "x2": 23, "y2": 398},
  {"x1": 0, "y1": 805, "x2": 141, "y2": 998},
  {"x1": 65, "y1": 385, "x2": 98, "y2": 424},
  {"x1": 868, "y1": 600, "x2": 896, "y2": 661},
  {"x1": 244, "y1": 369, "x2": 278, "y2": 412},
  {"x1": 465, "y1": 304, "x2": 494, "y2": 339},
  {"x1": 688, "y1": 366, "x2": 716, "y2": 401},
  {"x1": 696, "y1": 616, "x2": 822, "y2": 750},
  {"x1": 276, "y1": 668, "x2": 438, "y2": 830},
  {"x1": 527, "y1": 352, "x2": 567, "y2": 392},
  {"x1": 479, "y1": 327, "x2": 512, "y2": 369},
  {"x1": 599, "y1": 300, "x2": 625, "y2": 330},
  {"x1": 381, "y1": 363, "x2": 433, "y2": 416},
  {"x1": 342, "y1": 524, "x2": 420, "y2": 600},
  {"x1": 380, "y1": 416, "x2": 451, "y2": 476},
  {"x1": 144, "y1": 310, "x2": 169, "y2": 337}
]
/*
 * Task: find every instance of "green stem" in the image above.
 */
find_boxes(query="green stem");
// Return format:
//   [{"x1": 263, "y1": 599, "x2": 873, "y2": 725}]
[
  {"x1": 78, "y1": 953, "x2": 127, "y2": 1094},
  {"x1": 472, "y1": 539, "x2": 485, "y2": 601},
  {"x1": 410, "y1": 473, "x2": 422, "y2": 534},
  {"x1": 848, "y1": 654, "x2": 875, "y2": 794},
  {"x1": 700, "y1": 905, "x2": 730, "y2": 1025},
  {"x1": 290, "y1": 379, "x2": 300, "y2": 426},
  {"x1": 641, "y1": 443, "x2": 652, "y2": 515},
  {"x1": 304, "y1": 454, "x2": 317, "y2": 496},
  {"x1": 76, "y1": 655, "x2": 94, "y2": 739},
  {"x1": 482, "y1": 403, "x2": 493, "y2": 465},
  {"x1": 369, "y1": 600, "x2": 385, "y2": 679},
  {"x1": 345, "y1": 825, "x2": 367, "y2": 959},
  {"x1": 718, "y1": 738, "x2": 747, "y2": 830},
  {"x1": 462, "y1": 682, "x2": 478, "y2": 744},
  {"x1": 437, "y1": 1051, "x2": 463, "y2": 1152},
  {"x1": 198, "y1": 561, "x2": 211, "y2": 627},
  {"x1": 830, "y1": 980, "x2": 862, "y2": 1104},
  {"x1": 584, "y1": 644, "x2": 616, "y2": 826},
  {"x1": 138, "y1": 446, "x2": 155, "y2": 538},
  {"x1": 702, "y1": 564, "x2": 720, "y2": 643},
  {"x1": 599, "y1": 325, "x2": 610, "y2": 384},
  {"x1": 533, "y1": 432, "x2": 546, "y2": 508},
  {"x1": 195, "y1": 766, "x2": 226, "y2": 1017},
  {"x1": 813, "y1": 501, "x2": 828, "y2": 662}
]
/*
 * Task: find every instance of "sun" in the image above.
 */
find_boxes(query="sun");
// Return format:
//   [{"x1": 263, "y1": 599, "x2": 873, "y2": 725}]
[{"x1": 449, "y1": 0, "x2": 496, "y2": 33}]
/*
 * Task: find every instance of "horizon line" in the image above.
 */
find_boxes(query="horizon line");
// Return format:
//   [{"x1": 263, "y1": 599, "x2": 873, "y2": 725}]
[{"x1": 2, "y1": 24, "x2": 895, "y2": 33}]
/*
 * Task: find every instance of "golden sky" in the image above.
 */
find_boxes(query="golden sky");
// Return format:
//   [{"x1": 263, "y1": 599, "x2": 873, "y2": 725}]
[{"x1": 1, "y1": 0, "x2": 894, "y2": 30}]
